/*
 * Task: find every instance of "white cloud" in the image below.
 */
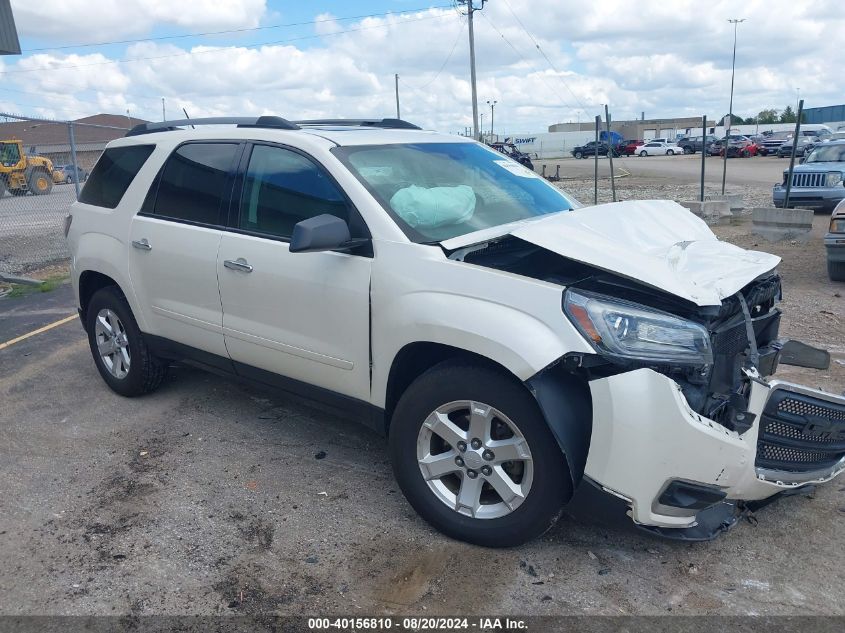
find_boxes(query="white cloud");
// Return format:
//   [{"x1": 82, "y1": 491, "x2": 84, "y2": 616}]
[
  {"x1": 2, "y1": 1, "x2": 843, "y2": 133},
  {"x1": 11, "y1": 0, "x2": 266, "y2": 42}
]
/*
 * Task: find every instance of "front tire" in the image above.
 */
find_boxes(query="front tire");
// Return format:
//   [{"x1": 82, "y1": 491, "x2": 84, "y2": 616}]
[
  {"x1": 667, "y1": 149, "x2": 675, "y2": 156},
  {"x1": 86, "y1": 286, "x2": 167, "y2": 397},
  {"x1": 389, "y1": 361, "x2": 571, "y2": 547},
  {"x1": 574, "y1": 151, "x2": 583, "y2": 159},
  {"x1": 639, "y1": 150, "x2": 647, "y2": 157},
  {"x1": 27, "y1": 170, "x2": 53, "y2": 195},
  {"x1": 829, "y1": 260, "x2": 845, "y2": 282}
]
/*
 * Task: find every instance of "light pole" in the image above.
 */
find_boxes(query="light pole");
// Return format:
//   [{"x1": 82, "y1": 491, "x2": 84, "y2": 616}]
[
  {"x1": 487, "y1": 99, "x2": 497, "y2": 140},
  {"x1": 480, "y1": 113, "x2": 485, "y2": 140},
  {"x1": 721, "y1": 18, "x2": 745, "y2": 195}
]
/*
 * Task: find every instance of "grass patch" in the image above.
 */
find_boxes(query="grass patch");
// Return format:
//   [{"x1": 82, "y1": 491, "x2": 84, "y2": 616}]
[{"x1": 5, "y1": 274, "x2": 69, "y2": 298}]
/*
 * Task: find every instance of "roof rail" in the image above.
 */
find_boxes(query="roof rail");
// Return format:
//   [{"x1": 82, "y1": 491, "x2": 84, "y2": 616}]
[
  {"x1": 125, "y1": 115, "x2": 300, "y2": 137},
  {"x1": 293, "y1": 118, "x2": 422, "y2": 130}
]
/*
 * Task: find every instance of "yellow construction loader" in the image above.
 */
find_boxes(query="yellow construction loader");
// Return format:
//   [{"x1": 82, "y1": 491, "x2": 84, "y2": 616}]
[{"x1": 0, "y1": 139, "x2": 54, "y2": 197}]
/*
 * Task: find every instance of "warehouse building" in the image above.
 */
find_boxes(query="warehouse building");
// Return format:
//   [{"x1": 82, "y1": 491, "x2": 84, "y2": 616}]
[{"x1": 549, "y1": 116, "x2": 717, "y2": 141}]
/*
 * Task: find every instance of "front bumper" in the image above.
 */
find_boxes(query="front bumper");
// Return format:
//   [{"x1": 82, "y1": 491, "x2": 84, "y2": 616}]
[
  {"x1": 825, "y1": 232, "x2": 845, "y2": 262},
  {"x1": 583, "y1": 368, "x2": 845, "y2": 530},
  {"x1": 773, "y1": 186, "x2": 844, "y2": 212}
]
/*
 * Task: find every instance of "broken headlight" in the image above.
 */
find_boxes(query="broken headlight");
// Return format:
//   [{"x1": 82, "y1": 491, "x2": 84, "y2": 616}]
[{"x1": 564, "y1": 289, "x2": 713, "y2": 367}]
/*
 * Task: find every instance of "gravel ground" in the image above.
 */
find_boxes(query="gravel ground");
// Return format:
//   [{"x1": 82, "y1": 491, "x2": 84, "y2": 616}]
[{"x1": 0, "y1": 166, "x2": 843, "y2": 621}]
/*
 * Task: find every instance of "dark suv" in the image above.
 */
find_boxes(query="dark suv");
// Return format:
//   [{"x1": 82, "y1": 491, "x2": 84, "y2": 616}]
[
  {"x1": 677, "y1": 135, "x2": 717, "y2": 155},
  {"x1": 570, "y1": 141, "x2": 616, "y2": 159}
]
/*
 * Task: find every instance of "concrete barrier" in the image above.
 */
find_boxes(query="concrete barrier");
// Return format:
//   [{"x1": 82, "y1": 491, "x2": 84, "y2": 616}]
[
  {"x1": 752, "y1": 207, "x2": 813, "y2": 242},
  {"x1": 705, "y1": 194, "x2": 744, "y2": 215},
  {"x1": 677, "y1": 200, "x2": 732, "y2": 224}
]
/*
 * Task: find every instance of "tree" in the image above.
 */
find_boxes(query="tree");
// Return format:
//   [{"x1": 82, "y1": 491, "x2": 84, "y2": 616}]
[
  {"x1": 779, "y1": 105, "x2": 796, "y2": 123},
  {"x1": 756, "y1": 108, "x2": 779, "y2": 124},
  {"x1": 719, "y1": 113, "x2": 747, "y2": 126}
]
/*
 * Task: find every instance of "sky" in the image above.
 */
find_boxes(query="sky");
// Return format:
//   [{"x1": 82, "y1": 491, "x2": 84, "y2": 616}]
[{"x1": 1, "y1": 0, "x2": 842, "y2": 134}]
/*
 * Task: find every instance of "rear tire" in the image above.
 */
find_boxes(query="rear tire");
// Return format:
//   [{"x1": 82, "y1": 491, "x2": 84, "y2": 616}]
[
  {"x1": 667, "y1": 149, "x2": 675, "y2": 156},
  {"x1": 640, "y1": 150, "x2": 647, "y2": 157},
  {"x1": 86, "y1": 286, "x2": 168, "y2": 397},
  {"x1": 574, "y1": 151, "x2": 583, "y2": 159},
  {"x1": 828, "y1": 260, "x2": 845, "y2": 282},
  {"x1": 389, "y1": 361, "x2": 571, "y2": 547},
  {"x1": 683, "y1": 146, "x2": 692, "y2": 155}
]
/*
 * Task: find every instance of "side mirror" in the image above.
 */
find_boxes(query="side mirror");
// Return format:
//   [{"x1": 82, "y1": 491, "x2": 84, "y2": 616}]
[
  {"x1": 798, "y1": 157, "x2": 805, "y2": 164},
  {"x1": 289, "y1": 214, "x2": 365, "y2": 253}
]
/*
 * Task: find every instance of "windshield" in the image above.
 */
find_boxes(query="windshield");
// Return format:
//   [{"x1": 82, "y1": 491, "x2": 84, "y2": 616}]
[
  {"x1": 806, "y1": 145, "x2": 845, "y2": 163},
  {"x1": 333, "y1": 142, "x2": 578, "y2": 242}
]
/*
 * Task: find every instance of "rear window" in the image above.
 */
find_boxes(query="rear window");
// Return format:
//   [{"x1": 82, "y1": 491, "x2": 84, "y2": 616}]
[
  {"x1": 146, "y1": 142, "x2": 239, "y2": 226},
  {"x1": 78, "y1": 145, "x2": 155, "y2": 208}
]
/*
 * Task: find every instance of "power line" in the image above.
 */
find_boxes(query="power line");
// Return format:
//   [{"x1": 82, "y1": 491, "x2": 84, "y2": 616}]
[
  {"x1": 477, "y1": 11, "x2": 585, "y2": 114},
  {"x1": 497, "y1": 0, "x2": 589, "y2": 113},
  {"x1": 21, "y1": 6, "x2": 455, "y2": 52},
  {"x1": 2, "y1": 12, "x2": 454, "y2": 76},
  {"x1": 400, "y1": 17, "x2": 467, "y2": 91}
]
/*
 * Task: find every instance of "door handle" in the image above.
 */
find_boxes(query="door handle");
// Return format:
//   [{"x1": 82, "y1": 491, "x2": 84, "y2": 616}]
[
  {"x1": 223, "y1": 258, "x2": 253, "y2": 273},
  {"x1": 131, "y1": 238, "x2": 152, "y2": 251}
]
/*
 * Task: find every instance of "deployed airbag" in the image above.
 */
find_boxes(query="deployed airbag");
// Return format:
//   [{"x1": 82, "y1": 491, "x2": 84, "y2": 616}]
[{"x1": 390, "y1": 185, "x2": 476, "y2": 229}]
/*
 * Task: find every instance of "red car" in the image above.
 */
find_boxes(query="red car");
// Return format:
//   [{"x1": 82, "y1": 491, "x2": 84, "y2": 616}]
[
  {"x1": 720, "y1": 137, "x2": 759, "y2": 158},
  {"x1": 619, "y1": 139, "x2": 644, "y2": 156}
]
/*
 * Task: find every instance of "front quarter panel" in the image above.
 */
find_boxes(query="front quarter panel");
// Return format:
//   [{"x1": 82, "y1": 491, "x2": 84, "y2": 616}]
[{"x1": 370, "y1": 240, "x2": 593, "y2": 408}]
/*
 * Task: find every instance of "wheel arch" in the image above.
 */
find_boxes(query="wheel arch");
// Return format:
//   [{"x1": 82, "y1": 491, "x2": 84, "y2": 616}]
[
  {"x1": 384, "y1": 342, "x2": 593, "y2": 491},
  {"x1": 78, "y1": 270, "x2": 123, "y2": 322}
]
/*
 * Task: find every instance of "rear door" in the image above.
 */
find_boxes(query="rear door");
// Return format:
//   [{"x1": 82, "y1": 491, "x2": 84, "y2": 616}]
[
  {"x1": 128, "y1": 141, "x2": 241, "y2": 358},
  {"x1": 217, "y1": 143, "x2": 372, "y2": 401}
]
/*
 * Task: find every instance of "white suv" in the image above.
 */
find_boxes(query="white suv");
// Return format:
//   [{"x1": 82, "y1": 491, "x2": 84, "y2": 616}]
[{"x1": 66, "y1": 116, "x2": 845, "y2": 546}]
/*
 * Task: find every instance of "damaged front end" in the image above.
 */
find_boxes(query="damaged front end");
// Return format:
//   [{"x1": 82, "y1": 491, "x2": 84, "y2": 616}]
[{"x1": 451, "y1": 232, "x2": 845, "y2": 539}]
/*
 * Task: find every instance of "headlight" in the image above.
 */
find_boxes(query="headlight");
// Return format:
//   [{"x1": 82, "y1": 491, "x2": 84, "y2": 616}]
[
  {"x1": 826, "y1": 172, "x2": 843, "y2": 187},
  {"x1": 564, "y1": 290, "x2": 713, "y2": 367},
  {"x1": 830, "y1": 217, "x2": 845, "y2": 233}
]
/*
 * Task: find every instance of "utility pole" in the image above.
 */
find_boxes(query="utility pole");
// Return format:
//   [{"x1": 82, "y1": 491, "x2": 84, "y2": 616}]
[
  {"x1": 480, "y1": 113, "x2": 485, "y2": 140},
  {"x1": 487, "y1": 99, "x2": 497, "y2": 140},
  {"x1": 721, "y1": 18, "x2": 745, "y2": 195},
  {"x1": 395, "y1": 74, "x2": 400, "y2": 119},
  {"x1": 162, "y1": 98, "x2": 166, "y2": 121},
  {"x1": 458, "y1": 0, "x2": 485, "y2": 140}
]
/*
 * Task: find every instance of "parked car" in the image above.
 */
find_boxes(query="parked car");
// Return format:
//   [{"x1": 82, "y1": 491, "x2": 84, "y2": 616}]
[
  {"x1": 53, "y1": 164, "x2": 88, "y2": 184},
  {"x1": 773, "y1": 139, "x2": 845, "y2": 212},
  {"x1": 708, "y1": 140, "x2": 723, "y2": 156},
  {"x1": 677, "y1": 135, "x2": 717, "y2": 154},
  {"x1": 66, "y1": 115, "x2": 845, "y2": 547},
  {"x1": 637, "y1": 141, "x2": 681, "y2": 156},
  {"x1": 826, "y1": 199, "x2": 845, "y2": 281},
  {"x1": 777, "y1": 136, "x2": 818, "y2": 158},
  {"x1": 758, "y1": 131, "x2": 792, "y2": 156},
  {"x1": 570, "y1": 141, "x2": 617, "y2": 159},
  {"x1": 488, "y1": 142, "x2": 534, "y2": 171},
  {"x1": 618, "y1": 139, "x2": 644, "y2": 156},
  {"x1": 721, "y1": 139, "x2": 759, "y2": 158}
]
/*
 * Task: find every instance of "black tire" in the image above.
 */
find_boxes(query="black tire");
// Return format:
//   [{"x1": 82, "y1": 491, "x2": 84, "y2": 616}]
[
  {"x1": 759, "y1": 149, "x2": 768, "y2": 156},
  {"x1": 574, "y1": 151, "x2": 583, "y2": 159},
  {"x1": 667, "y1": 149, "x2": 674, "y2": 156},
  {"x1": 639, "y1": 150, "x2": 647, "y2": 157},
  {"x1": 27, "y1": 169, "x2": 53, "y2": 195},
  {"x1": 683, "y1": 146, "x2": 692, "y2": 155},
  {"x1": 85, "y1": 286, "x2": 167, "y2": 397},
  {"x1": 389, "y1": 361, "x2": 572, "y2": 547},
  {"x1": 65, "y1": 176, "x2": 73, "y2": 184},
  {"x1": 829, "y1": 260, "x2": 845, "y2": 282}
]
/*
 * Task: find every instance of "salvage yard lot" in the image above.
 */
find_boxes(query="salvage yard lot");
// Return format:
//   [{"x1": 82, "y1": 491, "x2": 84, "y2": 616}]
[{"x1": 0, "y1": 170, "x2": 843, "y2": 617}]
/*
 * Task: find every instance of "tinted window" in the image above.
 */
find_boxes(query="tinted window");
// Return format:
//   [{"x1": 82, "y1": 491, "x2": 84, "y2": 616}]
[
  {"x1": 239, "y1": 144, "x2": 347, "y2": 239},
  {"x1": 151, "y1": 143, "x2": 238, "y2": 225},
  {"x1": 79, "y1": 145, "x2": 154, "y2": 209}
]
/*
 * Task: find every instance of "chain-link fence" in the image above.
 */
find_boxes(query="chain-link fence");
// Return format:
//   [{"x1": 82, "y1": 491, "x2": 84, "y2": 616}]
[{"x1": 0, "y1": 112, "x2": 131, "y2": 277}]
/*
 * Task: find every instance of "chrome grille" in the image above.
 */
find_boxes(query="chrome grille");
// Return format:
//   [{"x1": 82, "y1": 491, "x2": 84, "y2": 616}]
[{"x1": 786, "y1": 172, "x2": 826, "y2": 188}]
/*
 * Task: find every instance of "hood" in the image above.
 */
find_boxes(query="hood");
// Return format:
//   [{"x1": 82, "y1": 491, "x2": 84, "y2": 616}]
[
  {"x1": 790, "y1": 161, "x2": 845, "y2": 172},
  {"x1": 442, "y1": 200, "x2": 781, "y2": 307}
]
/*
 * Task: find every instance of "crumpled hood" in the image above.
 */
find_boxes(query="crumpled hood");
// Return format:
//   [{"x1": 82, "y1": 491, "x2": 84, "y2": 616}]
[{"x1": 444, "y1": 200, "x2": 781, "y2": 307}]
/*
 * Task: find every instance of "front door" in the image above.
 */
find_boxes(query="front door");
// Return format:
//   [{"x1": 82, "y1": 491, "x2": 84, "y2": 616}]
[
  {"x1": 128, "y1": 141, "x2": 242, "y2": 358},
  {"x1": 217, "y1": 143, "x2": 372, "y2": 401}
]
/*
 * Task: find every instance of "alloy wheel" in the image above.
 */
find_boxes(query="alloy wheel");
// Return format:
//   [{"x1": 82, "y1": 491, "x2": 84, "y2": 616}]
[
  {"x1": 416, "y1": 400, "x2": 533, "y2": 519},
  {"x1": 94, "y1": 308, "x2": 131, "y2": 379}
]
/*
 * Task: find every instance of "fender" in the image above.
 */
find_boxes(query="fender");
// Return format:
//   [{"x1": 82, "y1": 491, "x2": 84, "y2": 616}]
[
  {"x1": 73, "y1": 232, "x2": 149, "y2": 332},
  {"x1": 526, "y1": 363, "x2": 593, "y2": 488}
]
